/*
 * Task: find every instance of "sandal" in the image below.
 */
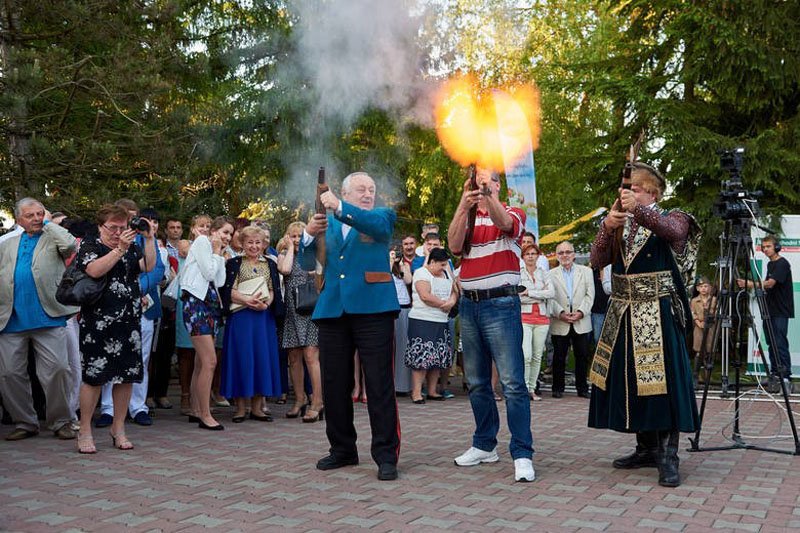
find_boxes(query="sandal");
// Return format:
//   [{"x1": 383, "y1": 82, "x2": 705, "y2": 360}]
[
  {"x1": 286, "y1": 396, "x2": 307, "y2": 419},
  {"x1": 77, "y1": 433, "x2": 96, "y2": 454},
  {"x1": 110, "y1": 432, "x2": 134, "y2": 450},
  {"x1": 302, "y1": 405, "x2": 325, "y2": 423}
]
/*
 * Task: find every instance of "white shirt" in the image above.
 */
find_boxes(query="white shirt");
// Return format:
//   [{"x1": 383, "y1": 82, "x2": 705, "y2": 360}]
[
  {"x1": 180, "y1": 235, "x2": 226, "y2": 300},
  {"x1": 409, "y1": 266, "x2": 452, "y2": 323}
]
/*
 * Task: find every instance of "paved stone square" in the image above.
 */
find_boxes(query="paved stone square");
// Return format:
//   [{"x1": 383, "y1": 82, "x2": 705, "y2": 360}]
[{"x1": 2, "y1": 388, "x2": 800, "y2": 532}]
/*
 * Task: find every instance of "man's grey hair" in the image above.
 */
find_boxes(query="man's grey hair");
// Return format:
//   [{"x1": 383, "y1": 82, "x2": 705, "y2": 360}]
[
  {"x1": 341, "y1": 172, "x2": 372, "y2": 193},
  {"x1": 14, "y1": 197, "x2": 44, "y2": 218}
]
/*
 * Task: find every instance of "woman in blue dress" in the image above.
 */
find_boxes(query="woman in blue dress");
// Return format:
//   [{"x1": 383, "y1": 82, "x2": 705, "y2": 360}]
[{"x1": 218, "y1": 226, "x2": 283, "y2": 422}]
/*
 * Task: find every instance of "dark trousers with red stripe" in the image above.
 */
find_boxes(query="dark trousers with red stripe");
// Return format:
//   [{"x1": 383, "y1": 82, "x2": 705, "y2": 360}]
[{"x1": 316, "y1": 312, "x2": 400, "y2": 467}]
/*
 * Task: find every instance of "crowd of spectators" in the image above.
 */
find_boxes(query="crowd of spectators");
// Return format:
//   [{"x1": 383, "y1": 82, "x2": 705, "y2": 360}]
[{"x1": 0, "y1": 193, "x2": 785, "y2": 460}]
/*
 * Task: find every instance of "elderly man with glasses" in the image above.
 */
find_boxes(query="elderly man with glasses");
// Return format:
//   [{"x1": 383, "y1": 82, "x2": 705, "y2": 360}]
[{"x1": 549, "y1": 241, "x2": 595, "y2": 399}]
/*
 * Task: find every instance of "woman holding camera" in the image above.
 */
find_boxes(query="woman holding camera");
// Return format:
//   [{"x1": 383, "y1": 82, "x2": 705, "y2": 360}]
[
  {"x1": 277, "y1": 221, "x2": 323, "y2": 423},
  {"x1": 76, "y1": 204, "x2": 157, "y2": 453},
  {"x1": 181, "y1": 216, "x2": 234, "y2": 430}
]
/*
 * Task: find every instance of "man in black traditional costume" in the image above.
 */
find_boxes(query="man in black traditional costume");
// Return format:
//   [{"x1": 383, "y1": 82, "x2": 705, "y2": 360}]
[{"x1": 588, "y1": 162, "x2": 701, "y2": 487}]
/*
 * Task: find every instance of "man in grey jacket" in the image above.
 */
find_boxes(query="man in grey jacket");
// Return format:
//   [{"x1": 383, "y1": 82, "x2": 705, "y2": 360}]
[{"x1": 0, "y1": 198, "x2": 79, "y2": 441}]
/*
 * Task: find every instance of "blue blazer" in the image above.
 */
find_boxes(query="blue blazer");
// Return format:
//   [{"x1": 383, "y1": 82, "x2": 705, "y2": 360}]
[{"x1": 300, "y1": 202, "x2": 400, "y2": 320}]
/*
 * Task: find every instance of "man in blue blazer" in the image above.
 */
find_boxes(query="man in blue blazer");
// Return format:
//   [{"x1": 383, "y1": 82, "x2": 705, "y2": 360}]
[{"x1": 300, "y1": 172, "x2": 401, "y2": 481}]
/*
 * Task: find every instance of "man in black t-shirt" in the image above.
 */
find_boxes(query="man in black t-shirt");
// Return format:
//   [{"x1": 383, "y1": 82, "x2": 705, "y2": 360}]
[{"x1": 739, "y1": 235, "x2": 794, "y2": 389}]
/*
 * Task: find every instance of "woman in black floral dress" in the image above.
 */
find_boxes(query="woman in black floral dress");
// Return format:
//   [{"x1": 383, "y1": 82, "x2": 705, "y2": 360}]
[{"x1": 76, "y1": 204, "x2": 157, "y2": 454}]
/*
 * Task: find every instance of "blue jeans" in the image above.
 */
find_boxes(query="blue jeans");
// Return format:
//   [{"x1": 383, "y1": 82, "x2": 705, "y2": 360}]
[
  {"x1": 591, "y1": 312, "x2": 606, "y2": 345},
  {"x1": 765, "y1": 317, "x2": 791, "y2": 378},
  {"x1": 460, "y1": 295, "x2": 533, "y2": 460}
]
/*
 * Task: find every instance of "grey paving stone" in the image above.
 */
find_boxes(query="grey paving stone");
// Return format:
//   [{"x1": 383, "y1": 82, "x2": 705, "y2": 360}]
[
  {"x1": 638, "y1": 518, "x2": 686, "y2": 531},
  {"x1": 368, "y1": 502, "x2": 414, "y2": 514},
  {"x1": 722, "y1": 507, "x2": 768, "y2": 519},
  {"x1": 179, "y1": 514, "x2": 232, "y2": 528},
  {"x1": 80, "y1": 499, "x2": 127, "y2": 511},
  {"x1": 509, "y1": 506, "x2": 556, "y2": 517},
  {"x1": 10, "y1": 500, "x2": 53, "y2": 511},
  {"x1": 485, "y1": 518, "x2": 534, "y2": 531},
  {"x1": 712, "y1": 519, "x2": 761, "y2": 532},
  {"x1": 153, "y1": 499, "x2": 202, "y2": 512},
  {"x1": 225, "y1": 501, "x2": 272, "y2": 513},
  {"x1": 664, "y1": 493, "x2": 708, "y2": 505},
  {"x1": 580, "y1": 505, "x2": 626, "y2": 516},
  {"x1": 561, "y1": 518, "x2": 609, "y2": 531},
  {"x1": 332, "y1": 516, "x2": 385, "y2": 528},
  {"x1": 598, "y1": 494, "x2": 639, "y2": 504},
  {"x1": 25, "y1": 513, "x2": 77, "y2": 526},
  {"x1": 298, "y1": 502, "x2": 343, "y2": 513},
  {"x1": 408, "y1": 516, "x2": 460, "y2": 528},
  {"x1": 256, "y1": 516, "x2": 308, "y2": 527},
  {"x1": 652, "y1": 505, "x2": 697, "y2": 517},
  {"x1": 0, "y1": 487, "x2": 38, "y2": 497},
  {"x1": 731, "y1": 494, "x2": 772, "y2": 506},
  {"x1": 104, "y1": 513, "x2": 157, "y2": 527}
]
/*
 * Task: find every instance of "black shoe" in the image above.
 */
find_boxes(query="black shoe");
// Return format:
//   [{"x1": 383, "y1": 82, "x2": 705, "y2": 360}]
[
  {"x1": 249, "y1": 412, "x2": 273, "y2": 422},
  {"x1": 232, "y1": 415, "x2": 246, "y2": 423},
  {"x1": 187, "y1": 415, "x2": 200, "y2": 423},
  {"x1": 132, "y1": 411, "x2": 153, "y2": 426},
  {"x1": 427, "y1": 394, "x2": 446, "y2": 401},
  {"x1": 377, "y1": 463, "x2": 398, "y2": 481},
  {"x1": 577, "y1": 390, "x2": 590, "y2": 399},
  {"x1": 316, "y1": 453, "x2": 359, "y2": 471},
  {"x1": 198, "y1": 420, "x2": 225, "y2": 431},
  {"x1": 613, "y1": 432, "x2": 658, "y2": 469},
  {"x1": 552, "y1": 391, "x2": 563, "y2": 398},
  {"x1": 94, "y1": 413, "x2": 113, "y2": 428},
  {"x1": 657, "y1": 430, "x2": 681, "y2": 487}
]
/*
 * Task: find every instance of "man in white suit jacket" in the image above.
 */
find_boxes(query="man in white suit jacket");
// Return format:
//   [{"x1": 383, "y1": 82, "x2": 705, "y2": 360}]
[{"x1": 549, "y1": 241, "x2": 595, "y2": 398}]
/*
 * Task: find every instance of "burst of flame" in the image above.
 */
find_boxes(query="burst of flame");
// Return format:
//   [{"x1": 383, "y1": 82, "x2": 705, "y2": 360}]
[{"x1": 434, "y1": 75, "x2": 540, "y2": 172}]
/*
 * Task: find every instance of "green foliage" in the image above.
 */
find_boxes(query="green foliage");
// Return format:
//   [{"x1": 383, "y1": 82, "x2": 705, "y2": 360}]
[{"x1": 2, "y1": 0, "x2": 799, "y2": 260}]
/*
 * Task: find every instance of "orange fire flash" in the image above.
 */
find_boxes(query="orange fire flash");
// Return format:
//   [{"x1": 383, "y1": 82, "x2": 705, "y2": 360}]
[{"x1": 434, "y1": 75, "x2": 540, "y2": 172}]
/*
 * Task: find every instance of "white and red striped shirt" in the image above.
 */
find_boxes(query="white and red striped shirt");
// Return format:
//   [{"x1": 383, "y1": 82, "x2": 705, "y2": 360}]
[{"x1": 460, "y1": 205, "x2": 525, "y2": 290}]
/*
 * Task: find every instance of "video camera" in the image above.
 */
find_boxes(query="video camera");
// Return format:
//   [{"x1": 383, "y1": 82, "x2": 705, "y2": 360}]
[{"x1": 712, "y1": 147, "x2": 762, "y2": 221}]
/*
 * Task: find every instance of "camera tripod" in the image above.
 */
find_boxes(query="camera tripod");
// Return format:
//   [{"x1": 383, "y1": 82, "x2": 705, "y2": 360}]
[{"x1": 688, "y1": 217, "x2": 800, "y2": 455}]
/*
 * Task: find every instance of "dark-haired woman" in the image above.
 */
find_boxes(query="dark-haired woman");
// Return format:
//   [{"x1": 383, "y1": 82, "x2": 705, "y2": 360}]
[{"x1": 404, "y1": 247, "x2": 458, "y2": 404}]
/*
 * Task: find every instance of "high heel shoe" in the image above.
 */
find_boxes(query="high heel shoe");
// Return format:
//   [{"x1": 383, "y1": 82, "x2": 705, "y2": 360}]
[
  {"x1": 77, "y1": 433, "x2": 96, "y2": 454},
  {"x1": 110, "y1": 432, "x2": 134, "y2": 450},
  {"x1": 286, "y1": 397, "x2": 307, "y2": 419},
  {"x1": 198, "y1": 420, "x2": 225, "y2": 431},
  {"x1": 302, "y1": 405, "x2": 324, "y2": 423}
]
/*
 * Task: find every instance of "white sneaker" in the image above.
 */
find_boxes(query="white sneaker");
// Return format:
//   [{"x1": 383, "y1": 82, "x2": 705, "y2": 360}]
[
  {"x1": 514, "y1": 458, "x2": 535, "y2": 482},
  {"x1": 454, "y1": 446, "x2": 499, "y2": 466}
]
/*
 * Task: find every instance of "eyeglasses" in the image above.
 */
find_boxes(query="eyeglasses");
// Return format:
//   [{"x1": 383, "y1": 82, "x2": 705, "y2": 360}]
[
  {"x1": 556, "y1": 250, "x2": 575, "y2": 255},
  {"x1": 103, "y1": 224, "x2": 126, "y2": 234}
]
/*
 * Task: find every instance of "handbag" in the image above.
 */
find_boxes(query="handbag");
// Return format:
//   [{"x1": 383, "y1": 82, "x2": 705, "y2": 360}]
[
  {"x1": 294, "y1": 274, "x2": 319, "y2": 315},
  {"x1": 161, "y1": 273, "x2": 180, "y2": 311},
  {"x1": 56, "y1": 262, "x2": 107, "y2": 307},
  {"x1": 230, "y1": 276, "x2": 270, "y2": 313}
]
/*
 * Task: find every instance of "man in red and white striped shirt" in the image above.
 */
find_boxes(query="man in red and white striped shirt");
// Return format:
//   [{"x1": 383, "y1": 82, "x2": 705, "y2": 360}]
[{"x1": 447, "y1": 168, "x2": 535, "y2": 483}]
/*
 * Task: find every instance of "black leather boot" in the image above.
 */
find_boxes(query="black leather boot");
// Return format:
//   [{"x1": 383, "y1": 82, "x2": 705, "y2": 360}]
[
  {"x1": 612, "y1": 432, "x2": 658, "y2": 469},
  {"x1": 657, "y1": 430, "x2": 681, "y2": 487}
]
